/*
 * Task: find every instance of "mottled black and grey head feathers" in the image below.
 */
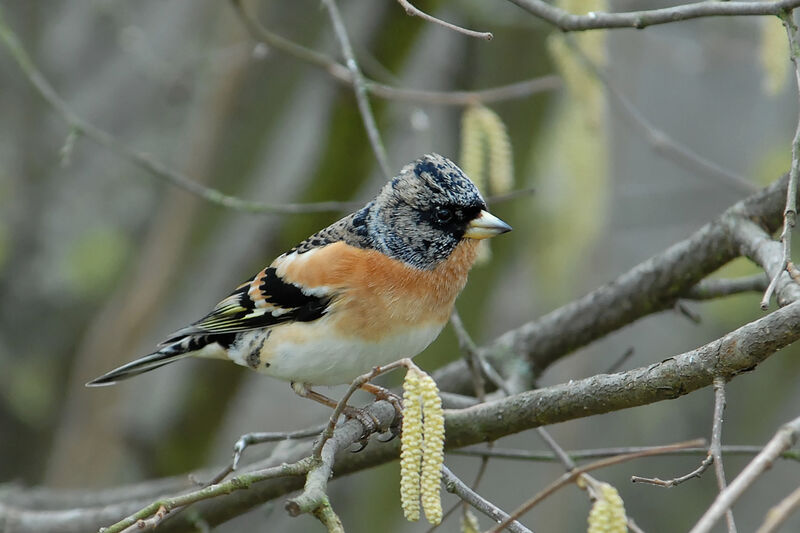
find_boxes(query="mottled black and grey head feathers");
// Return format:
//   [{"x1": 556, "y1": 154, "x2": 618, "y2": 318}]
[
  {"x1": 288, "y1": 154, "x2": 486, "y2": 270},
  {"x1": 366, "y1": 153, "x2": 486, "y2": 269}
]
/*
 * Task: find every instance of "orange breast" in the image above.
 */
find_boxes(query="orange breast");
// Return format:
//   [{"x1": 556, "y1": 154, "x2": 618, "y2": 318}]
[{"x1": 274, "y1": 240, "x2": 479, "y2": 341}]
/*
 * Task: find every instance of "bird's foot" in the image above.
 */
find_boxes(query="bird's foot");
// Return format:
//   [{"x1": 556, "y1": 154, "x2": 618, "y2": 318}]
[
  {"x1": 360, "y1": 382, "x2": 404, "y2": 441},
  {"x1": 341, "y1": 405, "x2": 382, "y2": 451}
]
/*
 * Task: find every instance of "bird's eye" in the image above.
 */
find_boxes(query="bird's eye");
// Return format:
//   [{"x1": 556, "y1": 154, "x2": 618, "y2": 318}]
[{"x1": 435, "y1": 206, "x2": 453, "y2": 223}]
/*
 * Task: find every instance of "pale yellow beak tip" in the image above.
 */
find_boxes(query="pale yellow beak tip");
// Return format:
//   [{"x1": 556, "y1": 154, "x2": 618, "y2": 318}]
[{"x1": 464, "y1": 210, "x2": 512, "y2": 240}]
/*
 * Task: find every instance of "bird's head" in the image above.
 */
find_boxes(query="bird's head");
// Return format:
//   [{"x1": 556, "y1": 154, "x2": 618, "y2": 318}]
[{"x1": 366, "y1": 153, "x2": 511, "y2": 269}]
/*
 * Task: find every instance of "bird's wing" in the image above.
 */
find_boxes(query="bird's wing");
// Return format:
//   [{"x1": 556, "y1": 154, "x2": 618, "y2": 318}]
[{"x1": 160, "y1": 260, "x2": 334, "y2": 344}]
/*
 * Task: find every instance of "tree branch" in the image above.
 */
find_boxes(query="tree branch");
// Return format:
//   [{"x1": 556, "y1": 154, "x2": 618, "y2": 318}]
[
  {"x1": 4, "y1": 294, "x2": 800, "y2": 531},
  {"x1": 762, "y1": 13, "x2": 800, "y2": 308},
  {"x1": 490, "y1": 440, "x2": 705, "y2": 533},
  {"x1": 395, "y1": 0, "x2": 493, "y2": 40},
  {"x1": 229, "y1": 0, "x2": 560, "y2": 106},
  {"x1": 690, "y1": 415, "x2": 800, "y2": 533},
  {"x1": 450, "y1": 445, "x2": 800, "y2": 464},
  {"x1": 443, "y1": 300, "x2": 800, "y2": 449},
  {"x1": 436, "y1": 173, "x2": 793, "y2": 395},
  {"x1": 0, "y1": 6, "x2": 360, "y2": 215},
  {"x1": 321, "y1": 0, "x2": 392, "y2": 178},
  {"x1": 711, "y1": 378, "x2": 737, "y2": 533},
  {"x1": 686, "y1": 275, "x2": 769, "y2": 300},
  {"x1": 440, "y1": 466, "x2": 530, "y2": 533},
  {"x1": 506, "y1": 0, "x2": 800, "y2": 32}
]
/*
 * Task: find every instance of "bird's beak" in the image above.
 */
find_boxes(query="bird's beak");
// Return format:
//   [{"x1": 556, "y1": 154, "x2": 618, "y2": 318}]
[{"x1": 464, "y1": 210, "x2": 512, "y2": 240}]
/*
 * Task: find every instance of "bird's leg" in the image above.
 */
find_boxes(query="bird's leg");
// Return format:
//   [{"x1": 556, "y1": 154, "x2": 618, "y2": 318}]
[
  {"x1": 359, "y1": 382, "x2": 403, "y2": 441},
  {"x1": 291, "y1": 382, "x2": 380, "y2": 444}
]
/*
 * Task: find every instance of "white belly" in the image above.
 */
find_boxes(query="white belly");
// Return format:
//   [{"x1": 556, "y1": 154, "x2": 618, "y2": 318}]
[{"x1": 228, "y1": 321, "x2": 444, "y2": 386}]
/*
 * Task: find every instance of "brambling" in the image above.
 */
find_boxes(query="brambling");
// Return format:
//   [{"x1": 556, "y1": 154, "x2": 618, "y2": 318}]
[{"x1": 87, "y1": 154, "x2": 511, "y2": 411}]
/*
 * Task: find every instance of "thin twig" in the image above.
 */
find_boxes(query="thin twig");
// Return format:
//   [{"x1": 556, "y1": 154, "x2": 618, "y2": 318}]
[
  {"x1": 629, "y1": 378, "x2": 731, "y2": 499},
  {"x1": 536, "y1": 428, "x2": 576, "y2": 471},
  {"x1": 441, "y1": 466, "x2": 531, "y2": 533},
  {"x1": 450, "y1": 445, "x2": 800, "y2": 463},
  {"x1": 368, "y1": 77, "x2": 560, "y2": 106},
  {"x1": 232, "y1": 424, "x2": 328, "y2": 470},
  {"x1": 450, "y1": 310, "x2": 513, "y2": 396},
  {"x1": 756, "y1": 484, "x2": 800, "y2": 533},
  {"x1": 489, "y1": 440, "x2": 705, "y2": 533},
  {"x1": 686, "y1": 275, "x2": 769, "y2": 300},
  {"x1": 690, "y1": 415, "x2": 800, "y2": 533},
  {"x1": 118, "y1": 505, "x2": 168, "y2": 533},
  {"x1": 100, "y1": 459, "x2": 314, "y2": 533},
  {"x1": 711, "y1": 378, "x2": 737, "y2": 533},
  {"x1": 630, "y1": 455, "x2": 713, "y2": 487},
  {"x1": 730, "y1": 218, "x2": 800, "y2": 304},
  {"x1": 506, "y1": 0, "x2": 800, "y2": 32},
  {"x1": 0, "y1": 7, "x2": 359, "y2": 215},
  {"x1": 450, "y1": 309, "x2": 487, "y2": 400},
  {"x1": 229, "y1": 0, "x2": 560, "y2": 105},
  {"x1": 439, "y1": 309, "x2": 493, "y2": 533},
  {"x1": 0, "y1": 1, "x2": 534, "y2": 219},
  {"x1": 396, "y1": 0, "x2": 493, "y2": 40},
  {"x1": 321, "y1": 0, "x2": 392, "y2": 178},
  {"x1": 763, "y1": 13, "x2": 800, "y2": 309}
]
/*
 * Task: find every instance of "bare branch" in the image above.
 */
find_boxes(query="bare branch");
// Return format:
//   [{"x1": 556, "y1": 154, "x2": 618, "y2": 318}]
[
  {"x1": 450, "y1": 445, "x2": 800, "y2": 464},
  {"x1": 229, "y1": 0, "x2": 559, "y2": 105},
  {"x1": 536, "y1": 427, "x2": 577, "y2": 472},
  {"x1": 435, "y1": 174, "x2": 794, "y2": 395},
  {"x1": 506, "y1": 0, "x2": 800, "y2": 32},
  {"x1": 629, "y1": 375, "x2": 737, "y2": 533},
  {"x1": 232, "y1": 424, "x2": 328, "y2": 471},
  {"x1": 690, "y1": 415, "x2": 800, "y2": 533},
  {"x1": 4, "y1": 293, "x2": 800, "y2": 533},
  {"x1": 630, "y1": 455, "x2": 713, "y2": 488},
  {"x1": 440, "y1": 466, "x2": 531, "y2": 533},
  {"x1": 444, "y1": 300, "x2": 800, "y2": 449},
  {"x1": 102, "y1": 459, "x2": 314, "y2": 533},
  {"x1": 711, "y1": 378, "x2": 737, "y2": 533},
  {"x1": 729, "y1": 218, "x2": 800, "y2": 305},
  {"x1": 321, "y1": 0, "x2": 392, "y2": 178},
  {"x1": 763, "y1": 13, "x2": 800, "y2": 309},
  {"x1": 450, "y1": 309, "x2": 487, "y2": 400},
  {"x1": 489, "y1": 440, "x2": 705, "y2": 533},
  {"x1": 686, "y1": 275, "x2": 769, "y2": 300},
  {"x1": 367, "y1": 77, "x2": 561, "y2": 106},
  {"x1": 0, "y1": 7, "x2": 359, "y2": 215},
  {"x1": 395, "y1": 0, "x2": 493, "y2": 40}
]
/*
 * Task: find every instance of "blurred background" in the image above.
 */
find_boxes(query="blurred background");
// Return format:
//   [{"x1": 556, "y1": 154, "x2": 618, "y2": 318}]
[{"x1": 1, "y1": 0, "x2": 799, "y2": 531}]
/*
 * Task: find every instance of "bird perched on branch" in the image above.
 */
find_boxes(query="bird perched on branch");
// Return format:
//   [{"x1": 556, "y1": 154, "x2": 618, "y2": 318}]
[{"x1": 87, "y1": 154, "x2": 511, "y2": 412}]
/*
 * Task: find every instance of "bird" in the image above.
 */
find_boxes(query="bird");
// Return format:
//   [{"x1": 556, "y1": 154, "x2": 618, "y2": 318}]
[{"x1": 87, "y1": 153, "x2": 511, "y2": 414}]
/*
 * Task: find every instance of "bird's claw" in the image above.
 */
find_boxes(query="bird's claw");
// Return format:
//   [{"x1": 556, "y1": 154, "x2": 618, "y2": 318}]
[
  {"x1": 351, "y1": 435, "x2": 371, "y2": 452},
  {"x1": 342, "y1": 405, "x2": 381, "y2": 449},
  {"x1": 378, "y1": 416, "x2": 403, "y2": 442}
]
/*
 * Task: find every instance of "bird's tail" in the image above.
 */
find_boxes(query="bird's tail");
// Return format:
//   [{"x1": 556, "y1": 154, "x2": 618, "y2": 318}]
[{"x1": 86, "y1": 337, "x2": 206, "y2": 387}]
